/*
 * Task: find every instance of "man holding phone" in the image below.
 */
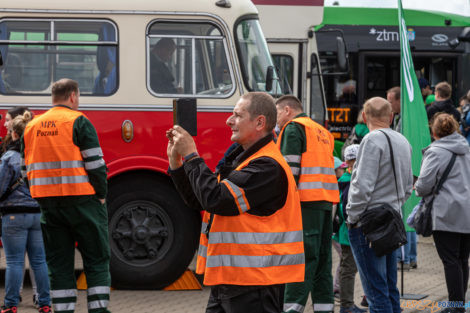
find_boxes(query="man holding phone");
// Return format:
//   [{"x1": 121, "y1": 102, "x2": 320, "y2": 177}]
[{"x1": 167, "y1": 92, "x2": 305, "y2": 313}]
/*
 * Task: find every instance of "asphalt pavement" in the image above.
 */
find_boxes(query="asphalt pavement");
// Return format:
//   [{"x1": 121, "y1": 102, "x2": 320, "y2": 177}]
[{"x1": 0, "y1": 235, "x2": 464, "y2": 313}]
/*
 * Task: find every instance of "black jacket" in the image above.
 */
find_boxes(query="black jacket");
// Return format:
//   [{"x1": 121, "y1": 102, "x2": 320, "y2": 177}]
[
  {"x1": 426, "y1": 99, "x2": 460, "y2": 123},
  {"x1": 169, "y1": 133, "x2": 288, "y2": 217},
  {"x1": 338, "y1": 179, "x2": 350, "y2": 221},
  {"x1": 149, "y1": 53, "x2": 176, "y2": 94}
]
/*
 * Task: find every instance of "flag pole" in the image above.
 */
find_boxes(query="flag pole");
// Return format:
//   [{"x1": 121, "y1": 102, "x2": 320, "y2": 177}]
[{"x1": 397, "y1": 0, "x2": 430, "y2": 300}]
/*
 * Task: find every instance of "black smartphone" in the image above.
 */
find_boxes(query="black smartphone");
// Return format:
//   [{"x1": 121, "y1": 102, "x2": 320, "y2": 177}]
[{"x1": 173, "y1": 98, "x2": 197, "y2": 136}]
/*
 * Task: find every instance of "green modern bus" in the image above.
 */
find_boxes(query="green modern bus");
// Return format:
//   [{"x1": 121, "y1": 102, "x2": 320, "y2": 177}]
[{"x1": 316, "y1": 6, "x2": 470, "y2": 140}]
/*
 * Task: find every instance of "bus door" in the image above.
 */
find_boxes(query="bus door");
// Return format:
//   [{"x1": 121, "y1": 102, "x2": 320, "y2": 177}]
[
  {"x1": 270, "y1": 40, "x2": 306, "y2": 103},
  {"x1": 270, "y1": 39, "x2": 328, "y2": 126},
  {"x1": 358, "y1": 51, "x2": 461, "y2": 105}
]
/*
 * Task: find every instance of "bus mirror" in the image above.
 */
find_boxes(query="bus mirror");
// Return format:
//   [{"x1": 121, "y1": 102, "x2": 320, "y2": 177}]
[
  {"x1": 265, "y1": 66, "x2": 274, "y2": 92},
  {"x1": 449, "y1": 38, "x2": 460, "y2": 49},
  {"x1": 215, "y1": 0, "x2": 231, "y2": 8},
  {"x1": 0, "y1": 51, "x2": 3, "y2": 66},
  {"x1": 336, "y1": 36, "x2": 348, "y2": 72}
]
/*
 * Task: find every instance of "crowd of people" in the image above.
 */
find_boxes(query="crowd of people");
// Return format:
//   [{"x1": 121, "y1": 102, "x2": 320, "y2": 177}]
[
  {"x1": 167, "y1": 78, "x2": 470, "y2": 313},
  {"x1": 0, "y1": 75, "x2": 468, "y2": 313}
]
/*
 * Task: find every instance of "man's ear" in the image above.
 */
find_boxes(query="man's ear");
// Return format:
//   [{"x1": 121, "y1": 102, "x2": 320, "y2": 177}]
[
  {"x1": 256, "y1": 115, "x2": 266, "y2": 131},
  {"x1": 361, "y1": 111, "x2": 367, "y2": 124},
  {"x1": 284, "y1": 105, "x2": 291, "y2": 116}
]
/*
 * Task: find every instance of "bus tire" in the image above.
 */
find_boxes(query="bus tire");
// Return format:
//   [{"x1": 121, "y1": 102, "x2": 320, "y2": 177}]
[{"x1": 107, "y1": 174, "x2": 201, "y2": 289}]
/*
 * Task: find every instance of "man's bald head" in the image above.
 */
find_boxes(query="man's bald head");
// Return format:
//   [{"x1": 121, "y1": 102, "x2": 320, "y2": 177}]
[{"x1": 363, "y1": 97, "x2": 393, "y2": 124}]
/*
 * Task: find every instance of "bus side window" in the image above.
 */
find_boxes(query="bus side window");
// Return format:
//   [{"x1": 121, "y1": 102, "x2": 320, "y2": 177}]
[
  {"x1": 272, "y1": 54, "x2": 294, "y2": 95},
  {"x1": 147, "y1": 21, "x2": 234, "y2": 98},
  {"x1": 93, "y1": 23, "x2": 117, "y2": 95},
  {"x1": 0, "y1": 19, "x2": 118, "y2": 96}
]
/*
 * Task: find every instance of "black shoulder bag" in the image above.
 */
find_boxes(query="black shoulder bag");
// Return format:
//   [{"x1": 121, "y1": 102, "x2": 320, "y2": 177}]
[
  {"x1": 413, "y1": 152, "x2": 457, "y2": 237},
  {"x1": 359, "y1": 130, "x2": 407, "y2": 257}
]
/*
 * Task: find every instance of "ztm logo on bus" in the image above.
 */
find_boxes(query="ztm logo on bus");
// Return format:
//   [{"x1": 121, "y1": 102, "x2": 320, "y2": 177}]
[{"x1": 369, "y1": 28, "x2": 399, "y2": 42}]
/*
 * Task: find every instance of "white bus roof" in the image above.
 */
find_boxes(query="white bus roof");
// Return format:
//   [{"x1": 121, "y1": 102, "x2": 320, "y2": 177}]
[
  {"x1": 0, "y1": 0, "x2": 258, "y2": 24},
  {"x1": 254, "y1": 0, "x2": 324, "y2": 39}
]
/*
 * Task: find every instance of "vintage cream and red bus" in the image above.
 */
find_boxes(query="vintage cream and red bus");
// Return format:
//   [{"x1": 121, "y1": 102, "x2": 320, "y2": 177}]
[{"x1": 0, "y1": 0, "x2": 281, "y2": 289}]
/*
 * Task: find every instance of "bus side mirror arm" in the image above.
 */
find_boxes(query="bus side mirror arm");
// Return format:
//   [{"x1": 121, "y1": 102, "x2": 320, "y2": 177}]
[
  {"x1": 449, "y1": 27, "x2": 470, "y2": 49},
  {"x1": 265, "y1": 66, "x2": 274, "y2": 92}
]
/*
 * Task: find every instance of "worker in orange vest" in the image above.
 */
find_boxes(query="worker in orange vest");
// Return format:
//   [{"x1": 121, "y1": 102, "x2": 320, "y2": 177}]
[
  {"x1": 276, "y1": 95, "x2": 339, "y2": 313},
  {"x1": 22, "y1": 79, "x2": 110, "y2": 313},
  {"x1": 167, "y1": 92, "x2": 304, "y2": 313}
]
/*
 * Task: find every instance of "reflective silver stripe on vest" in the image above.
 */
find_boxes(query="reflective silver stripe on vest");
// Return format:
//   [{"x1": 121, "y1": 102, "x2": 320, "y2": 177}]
[
  {"x1": 81, "y1": 147, "x2": 103, "y2": 158},
  {"x1": 88, "y1": 300, "x2": 109, "y2": 310},
  {"x1": 206, "y1": 253, "x2": 304, "y2": 268},
  {"x1": 29, "y1": 175, "x2": 90, "y2": 186},
  {"x1": 284, "y1": 302, "x2": 305, "y2": 313},
  {"x1": 201, "y1": 222, "x2": 208, "y2": 234},
  {"x1": 283, "y1": 155, "x2": 301, "y2": 163},
  {"x1": 27, "y1": 160, "x2": 84, "y2": 172},
  {"x1": 300, "y1": 166, "x2": 336, "y2": 176},
  {"x1": 222, "y1": 179, "x2": 249, "y2": 213},
  {"x1": 290, "y1": 166, "x2": 300, "y2": 176},
  {"x1": 51, "y1": 289, "x2": 77, "y2": 298},
  {"x1": 208, "y1": 230, "x2": 303, "y2": 245},
  {"x1": 298, "y1": 181, "x2": 339, "y2": 191},
  {"x1": 84, "y1": 158, "x2": 106, "y2": 170},
  {"x1": 53, "y1": 303, "x2": 76, "y2": 312},
  {"x1": 198, "y1": 244, "x2": 207, "y2": 258},
  {"x1": 87, "y1": 286, "x2": 110, "y2": 296}
]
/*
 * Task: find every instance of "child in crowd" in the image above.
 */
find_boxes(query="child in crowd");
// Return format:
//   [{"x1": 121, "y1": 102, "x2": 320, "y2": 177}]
[
  {"x1": 335, "y1": 145, "x2": 366, "y2": 313},
  {"x1": 332, "y1": 157, "x2": 346, "y2": 298}
]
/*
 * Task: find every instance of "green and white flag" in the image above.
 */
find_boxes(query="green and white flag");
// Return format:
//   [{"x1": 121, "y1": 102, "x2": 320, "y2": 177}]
[{"x1": 398, "y1": 0, "x2": 431, "y2": 231}]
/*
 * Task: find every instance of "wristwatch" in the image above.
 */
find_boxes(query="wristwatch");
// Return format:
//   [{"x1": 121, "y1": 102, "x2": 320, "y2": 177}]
[{"x1": 183, "y1": 152, "x2": 199, "y2": 163}]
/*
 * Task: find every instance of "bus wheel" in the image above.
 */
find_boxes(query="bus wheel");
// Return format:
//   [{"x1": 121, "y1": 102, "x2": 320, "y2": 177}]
[{"x1": 107, "y1": 174, "x2": 201, "y2": 289}]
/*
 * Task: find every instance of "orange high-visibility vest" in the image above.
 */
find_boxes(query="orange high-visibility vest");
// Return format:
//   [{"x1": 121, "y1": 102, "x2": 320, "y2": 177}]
[
  {"x1": 277, "y1": 116, "x2": 339, "y2": 203},
  {"x1": 196, "y1": 141, "x2": 305, "y2": 286},
  {"x1": 23, "y1": 106, "x2": 96, "y2": 198}
]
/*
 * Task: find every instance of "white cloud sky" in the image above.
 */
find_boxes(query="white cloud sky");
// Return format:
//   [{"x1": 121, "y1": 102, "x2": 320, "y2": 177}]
[{"x1": 324, "y1": 0, "x2": 470, "y2": 17}]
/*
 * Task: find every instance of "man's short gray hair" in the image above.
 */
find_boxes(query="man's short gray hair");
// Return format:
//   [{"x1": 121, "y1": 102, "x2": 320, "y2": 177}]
[{"x1": 241, "y1": 92, "x2": 277, "y2": 132}]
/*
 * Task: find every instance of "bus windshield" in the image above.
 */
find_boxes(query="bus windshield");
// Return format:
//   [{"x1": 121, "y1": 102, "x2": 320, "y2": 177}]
[{"x1": 235, "y1": 19, "x2": 281, "y2": 95}]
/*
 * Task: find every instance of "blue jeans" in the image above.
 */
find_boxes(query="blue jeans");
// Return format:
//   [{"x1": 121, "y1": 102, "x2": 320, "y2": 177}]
[
  {"x1": 2, "y1": 213, "x2": 50, "y2": 307},
  {"x1": 348, "y1": 227, "x2": 401, "y2": 313},
  {"x1": 397, "y1": 232, "x2": 417, "y2": 264}
]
